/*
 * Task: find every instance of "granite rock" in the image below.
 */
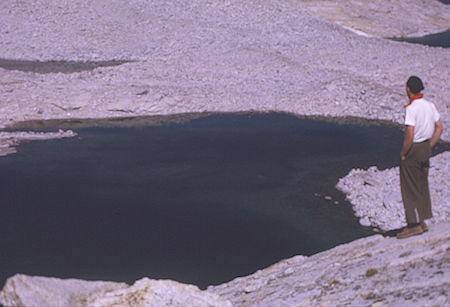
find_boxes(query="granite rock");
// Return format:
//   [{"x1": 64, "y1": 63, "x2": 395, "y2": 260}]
[
  {"x1": 209, "y1": 221, "x2": 450, "y2": 306},
  {"x1": 0, "y1": 275, "x2": 231, "y2": 307},
  {"x1": 337, "y1": 151, "x2": 450, "y2": 231},
  {"x1": 0, "y1": 275, "x2": 127, "y2": 307}
]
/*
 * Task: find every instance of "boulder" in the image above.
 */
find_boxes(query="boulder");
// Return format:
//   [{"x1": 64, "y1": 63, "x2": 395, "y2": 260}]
[
  {"x1": 0, "y1": 275, "x2": 231, "y2": 307},
  {"x1": 0, "y1": 274, "x2": 127, "y2": 307}
]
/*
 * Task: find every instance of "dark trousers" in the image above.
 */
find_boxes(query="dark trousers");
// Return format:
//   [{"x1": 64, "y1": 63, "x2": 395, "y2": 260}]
[{"x1": 400, "y1": 141, "x2": 433, "y2": 224}]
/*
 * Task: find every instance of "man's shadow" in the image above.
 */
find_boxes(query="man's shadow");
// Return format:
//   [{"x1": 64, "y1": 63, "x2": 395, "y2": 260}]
[{"x1": 381, "y1": 228, "x2": 404, "y2": 237}]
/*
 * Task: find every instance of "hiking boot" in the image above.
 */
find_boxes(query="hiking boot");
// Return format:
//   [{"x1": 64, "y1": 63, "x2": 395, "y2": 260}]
[
  {"x1": 396, "y1": 225, "x2": 424, "y2": 239},
  {"x1": 420, "y1": 221, "x2": 428, "y2": 232}
]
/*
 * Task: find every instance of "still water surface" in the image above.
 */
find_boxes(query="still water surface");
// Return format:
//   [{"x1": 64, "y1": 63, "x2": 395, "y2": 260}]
[{"x1": 1, "y1": 113, "x2": 405, "y2": 289}]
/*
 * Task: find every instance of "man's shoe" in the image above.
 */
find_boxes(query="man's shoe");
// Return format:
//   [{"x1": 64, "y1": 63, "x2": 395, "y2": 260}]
[
  {"x1": 420, "y1": 221, "x2": 428, "y2": 232},
  {"x1": 396, "y1": 225, "x2": 424, "y2": 239}
]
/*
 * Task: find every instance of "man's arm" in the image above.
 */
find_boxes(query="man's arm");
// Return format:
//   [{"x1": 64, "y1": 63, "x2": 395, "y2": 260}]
[
  {"x1": 430, "y1": 119, "x2": 443, "y2": 148},
  {"x1": 400, "y1": 125, "x2": 414, "y2": 160}
]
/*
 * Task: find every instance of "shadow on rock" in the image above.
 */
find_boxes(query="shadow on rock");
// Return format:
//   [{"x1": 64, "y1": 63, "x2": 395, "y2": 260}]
[
  {"x1": 0, "y1": 58, "x2": 133, "y2": 74},
  {"x1": 382, "y1": 227, "x2": 404, "y2": 237}
]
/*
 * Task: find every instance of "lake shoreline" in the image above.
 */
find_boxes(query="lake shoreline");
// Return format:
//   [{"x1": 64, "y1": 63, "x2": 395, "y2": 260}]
[{"x1": 0, "y1": 111, "x2": 407, "y2": 158}]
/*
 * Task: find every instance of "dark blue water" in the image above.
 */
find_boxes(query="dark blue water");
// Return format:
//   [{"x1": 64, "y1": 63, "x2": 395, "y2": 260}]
[{"x1": 1, "y1": 113, "x2": 406, "y2": 289}]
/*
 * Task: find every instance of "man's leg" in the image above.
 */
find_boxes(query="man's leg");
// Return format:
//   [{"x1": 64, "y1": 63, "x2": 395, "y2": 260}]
[
  {"x1": 398, "y1": 145, "x2": 424, "y2": 238},
  {"x1": 416, "y1": 143, "x2": 432, "y2": 222},
  {"x1": 400, "y1": 155, "x2": 420, "y2": 224}
]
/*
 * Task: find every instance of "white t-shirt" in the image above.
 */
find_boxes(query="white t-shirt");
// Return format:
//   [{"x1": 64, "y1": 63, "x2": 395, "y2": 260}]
[{"x1": 404, "y1": 98, "x2": 440, "y2": 143}]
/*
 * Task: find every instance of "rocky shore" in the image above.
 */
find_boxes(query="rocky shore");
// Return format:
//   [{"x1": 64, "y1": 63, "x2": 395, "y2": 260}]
[
  {"x1": 1, "y1": 0, "x2": 449, "y2": 306},
  {"x1": 337, "y1": 151, "x2": 450, "y2": 231},
  {"x1": 2, "y1": 221, "x2": 449, "y2": 306},
  {"x1": 0, "y1": 130, "x2": 76, "y2": 156},
  {"x1": 208, "y1": 221, "x2": 450, "y2": 307}
]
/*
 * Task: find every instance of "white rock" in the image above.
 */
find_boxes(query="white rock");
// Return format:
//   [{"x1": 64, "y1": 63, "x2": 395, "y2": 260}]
[
  {"x1": 88, "y1": 278, "x2": 232, "y2": 307},
  {"x1": 359, "y1": 216, "x2": 372, "y2": 227},
  {"x1": 337, "y1": 152, "x2": 450, "y2": 231},
  {"x1": 0, "y1": 130, "x2": 77, "y2": 156},
  {"x1": 0, "y1": 274, "x2": 127, "y2": 307},
  {"x1": 0, "y1": 276, "x2": 232, "y2": 307}
]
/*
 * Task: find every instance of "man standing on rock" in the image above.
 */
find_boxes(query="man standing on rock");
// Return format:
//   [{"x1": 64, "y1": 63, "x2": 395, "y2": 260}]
[{"x1": 397, "y1": 76, "x2": 443, "y2": 239}]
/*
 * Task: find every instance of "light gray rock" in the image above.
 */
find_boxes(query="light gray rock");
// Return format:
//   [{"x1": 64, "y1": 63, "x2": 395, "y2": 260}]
[
  {"x1": 0, "y1": 130, "x2": 77, "y2": 156},
  {"x1": 209, "y1": 221, "x2": 450, "y2": 306},
  {"x1": 0, "y1": 276, "x2": 232, "y2": 307},
  {"x1": 0, "y1": 274, "x2": 127, "y2": 307},
  {"x1": 87, "y1": 278, "x2": 232, "y2": 307},
  {"x1": 337, "y1": 151, "x2": 450, "y2": 231}
]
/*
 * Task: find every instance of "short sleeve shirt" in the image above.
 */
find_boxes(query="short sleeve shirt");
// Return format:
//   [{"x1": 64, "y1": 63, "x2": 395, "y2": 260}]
[{"x1": 404, "y1": 98, "x2": 440, "y2": 143}]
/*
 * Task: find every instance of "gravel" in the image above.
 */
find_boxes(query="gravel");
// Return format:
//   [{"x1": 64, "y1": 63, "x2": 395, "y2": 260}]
[{"x1": 0, "y1": 0, "x2": 448, "y2": 140}]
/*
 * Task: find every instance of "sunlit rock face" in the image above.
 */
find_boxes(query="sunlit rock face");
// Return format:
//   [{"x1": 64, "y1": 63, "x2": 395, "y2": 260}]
[{"x1": 0, "y1": 275, "x2": 232, "y2": 307}]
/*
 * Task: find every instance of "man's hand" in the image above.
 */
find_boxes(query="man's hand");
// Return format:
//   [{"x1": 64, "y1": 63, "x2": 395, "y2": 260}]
[
  {"x1": 430, "y1": 119, "x2": 443, "y2": 148},
  {"x1": 400, "y1": 125, "x2": 414, "y2": 159}
]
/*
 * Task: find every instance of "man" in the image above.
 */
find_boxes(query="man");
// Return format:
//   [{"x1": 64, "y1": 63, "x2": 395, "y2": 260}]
[{"x1": 397, "y1": 76, "x2": 443, "y2": 239}]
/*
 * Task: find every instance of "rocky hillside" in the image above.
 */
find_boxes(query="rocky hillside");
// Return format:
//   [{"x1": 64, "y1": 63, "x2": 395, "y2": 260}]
[
  {"x1": 298, "y1": 0, "x2": 450, "y2": 38},
  {"x1": 0, "y1": 0, "x2": 449, "y2": 141}
]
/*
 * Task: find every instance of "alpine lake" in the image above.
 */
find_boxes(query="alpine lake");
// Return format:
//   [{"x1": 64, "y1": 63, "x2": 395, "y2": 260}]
[{"x1": 1, "y1": 112, "x2": 416, "y2": 289}]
